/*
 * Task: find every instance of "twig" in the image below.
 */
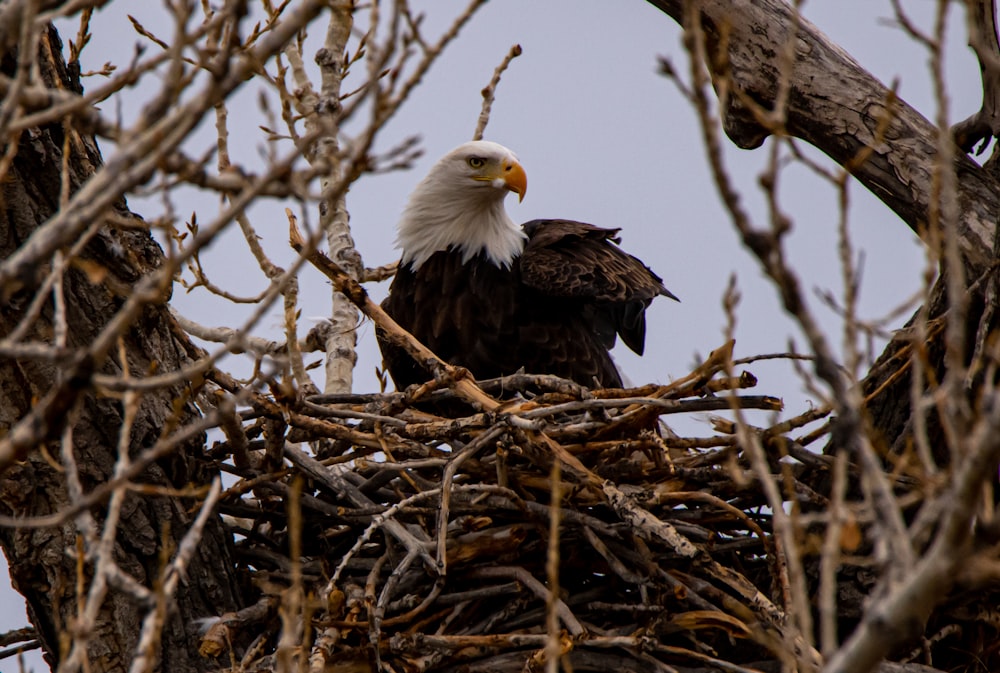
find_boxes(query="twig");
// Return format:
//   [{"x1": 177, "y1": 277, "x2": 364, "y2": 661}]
[
  {"x1": 473, "y1": 44, "x2": 522, "y2": 141},
  {"x1": 129, "y1": 477, "x2": 224, "y2": 673}
]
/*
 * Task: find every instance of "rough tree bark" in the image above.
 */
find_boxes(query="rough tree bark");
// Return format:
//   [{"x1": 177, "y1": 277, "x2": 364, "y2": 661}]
[{"x1": 0, "y1": 27, "x2": 244, "y2": 672}]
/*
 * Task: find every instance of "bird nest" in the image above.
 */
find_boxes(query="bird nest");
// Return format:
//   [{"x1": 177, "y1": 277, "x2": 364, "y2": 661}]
[{"x1": 198, "y1": 339, "x2": 848, "y2": 672}]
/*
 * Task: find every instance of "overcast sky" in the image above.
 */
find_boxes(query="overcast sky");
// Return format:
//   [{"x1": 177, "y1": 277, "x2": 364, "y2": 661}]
[
  {"x1": 152, "y1": 0, "x2": 978, "y2": 411},
  {"x1": 2, "y1": 1, "x2": 984, "y2": 667}
]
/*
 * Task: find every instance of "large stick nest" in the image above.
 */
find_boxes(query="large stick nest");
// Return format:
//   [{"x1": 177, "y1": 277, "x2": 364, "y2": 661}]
[
  {"x1": 204, "y1": 343, "x2": 810, "y2": 672},
  {"x1": 197, "y1": 330, "x2": 984, "y2": 673},
  {"x1": 195, "y1": 344, "x2": 992, "y2": 672}
]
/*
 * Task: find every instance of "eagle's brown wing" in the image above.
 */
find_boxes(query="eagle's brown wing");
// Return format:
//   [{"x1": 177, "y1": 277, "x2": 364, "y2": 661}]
[{"x1": 519, "y1": 219, "x2": 677, "y2": 355}]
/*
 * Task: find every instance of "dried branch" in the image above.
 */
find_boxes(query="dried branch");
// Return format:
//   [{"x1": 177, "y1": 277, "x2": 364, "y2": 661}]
[
  {"x1": 0, "y1": 0, "x2": 329, "y2": 296},
  {"x1": 473, "y1": 43, "x2": 522, "y2": 141}
]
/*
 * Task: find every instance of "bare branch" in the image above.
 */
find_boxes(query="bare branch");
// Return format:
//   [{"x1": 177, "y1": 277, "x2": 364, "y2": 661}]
[{"x1": 473, "y1": 43, "x2": 522, "y2": 141}]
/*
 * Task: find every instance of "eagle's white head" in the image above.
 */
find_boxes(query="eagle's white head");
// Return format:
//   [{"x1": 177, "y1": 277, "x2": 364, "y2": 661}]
[{"x1": 396, "y1": 140, "x2": 528, "y2": 270}]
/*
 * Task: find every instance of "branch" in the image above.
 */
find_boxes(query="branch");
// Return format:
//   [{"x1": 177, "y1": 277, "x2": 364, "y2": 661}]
[
  {"x1": 289, "y1": 218, "x2": 503, "y2": 415},
  {"x1": 473, "y1": 43, "x2": 522, "y2": 141},
  {"x1": 645, "y1": 0, "x2": 1000, "y2": 279},
  {"x1": 290, "y1": 2, "x2": 361, "y2": 395},
  {"x1": 952, "y1": 0, "x2": 1000, "y2": 155},
  {"x1": 170, "y1": 307, "x2": 315, "y2": 356},
  {"x1": 825, "y1": 385, "x2": 1000, "y2": 673}
]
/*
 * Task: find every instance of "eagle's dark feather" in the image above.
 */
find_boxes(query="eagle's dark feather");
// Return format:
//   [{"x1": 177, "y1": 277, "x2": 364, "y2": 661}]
[{"x1": 379, "y1": 218, "x2": 675, "y2": 390}]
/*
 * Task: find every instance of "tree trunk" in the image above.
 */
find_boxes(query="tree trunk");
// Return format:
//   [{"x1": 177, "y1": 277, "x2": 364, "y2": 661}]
[{"x1": 0, "y1": 26, "x2": 243, "y2": 672}]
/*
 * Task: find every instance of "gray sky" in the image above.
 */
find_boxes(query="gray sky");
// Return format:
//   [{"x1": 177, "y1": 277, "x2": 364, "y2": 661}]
[{"x1": 1, "y1": 1, "x2": 983, "y2": 667}]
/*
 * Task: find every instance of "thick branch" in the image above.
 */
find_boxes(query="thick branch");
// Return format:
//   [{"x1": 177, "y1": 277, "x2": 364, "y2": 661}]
[{"x1": 646, "y1": 0, "x2": 1000, "y2": 279}]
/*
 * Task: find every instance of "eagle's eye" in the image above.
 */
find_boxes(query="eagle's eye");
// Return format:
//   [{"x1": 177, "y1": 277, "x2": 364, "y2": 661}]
[{"x1": 467, "y1": 156, "x2": 486, "y2": 169}]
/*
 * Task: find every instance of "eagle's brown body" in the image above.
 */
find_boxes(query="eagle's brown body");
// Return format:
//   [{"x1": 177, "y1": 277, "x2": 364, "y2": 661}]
[
  {"x1": 377, "y1": 141, "x2": 675, "y2": 391},
  {"x1": 380, "y1": 218, "x2": 673, "y2": 390}
]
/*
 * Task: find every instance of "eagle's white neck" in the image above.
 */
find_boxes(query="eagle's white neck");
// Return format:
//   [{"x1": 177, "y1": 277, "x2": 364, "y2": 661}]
[
  {"x1": 397, "y1": 198, "x2": 525, "y2": 270},
  {"x1": 396, "y1": 165, "x2": 526, "y2": 271}
]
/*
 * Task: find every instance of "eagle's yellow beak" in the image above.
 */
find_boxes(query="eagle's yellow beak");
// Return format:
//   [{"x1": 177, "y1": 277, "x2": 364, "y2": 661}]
[{"x1": 502, "y1": 160, "x2": 527, "y2": 202}]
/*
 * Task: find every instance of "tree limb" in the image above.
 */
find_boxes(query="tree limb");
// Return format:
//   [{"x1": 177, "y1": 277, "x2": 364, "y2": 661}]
[
  {"x1": 952, "y1": 0, "x2": 1000, "y2": 155},
  {"x1": 646, "y1": 0, "x2": 1000, "y2": 278}
]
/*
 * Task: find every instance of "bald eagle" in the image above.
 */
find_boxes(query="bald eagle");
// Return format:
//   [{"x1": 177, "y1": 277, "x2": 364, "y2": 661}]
[{"x1": 378, "y1": 140, "x2": 676, "y2": 391}]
